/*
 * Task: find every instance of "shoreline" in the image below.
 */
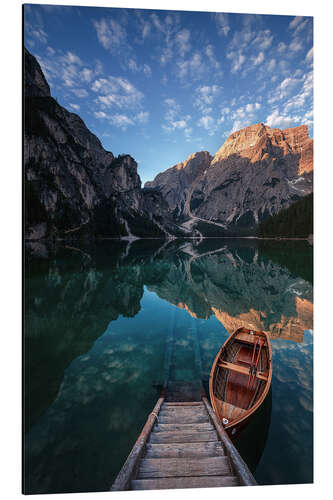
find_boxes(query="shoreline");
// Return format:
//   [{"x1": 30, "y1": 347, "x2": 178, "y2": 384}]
[{"x1": 25, "y1": 235, "x2": 313, "y2": 243}]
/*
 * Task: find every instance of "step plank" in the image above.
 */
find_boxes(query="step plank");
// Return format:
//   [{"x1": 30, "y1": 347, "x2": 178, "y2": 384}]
[
  {"x1": 154, "y1": 422, "x2": 214, "y2": 432},
  {"x1": 158, "y1": 415, "x2": 209, "y2": 424},
  {"x1": 163, "y1": 402, "x2": 204, "y2": 407},
  {"x1": 145, "y1": 442, "x2": 225, "y2": 459},
  {"x1": 163, "y1": 401, "x2": 204, "y2": 405},
  {"x1": 138, "y1": 456, "x2": 231, "y2": 478},
  {"x1": 149, "y1": 430, "x2": 218, "y2": 444},
  {"x1": 132, "y1": 475, "x2": 239, "y2": 490},
  {"x1": 159, "y1": 407, "x2": 207, "y2": 417}
]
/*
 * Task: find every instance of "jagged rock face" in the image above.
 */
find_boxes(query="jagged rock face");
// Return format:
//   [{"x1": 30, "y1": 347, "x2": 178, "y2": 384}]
[
  {"x1": 145, "y1": 151, "x2": 212, "y2": 218},
  {"x1": 148, "y1": 123, "x2": 313, "y2": 233},
  {"x1": 24, "y1": 48, "x2": 164, "y2": 240},
  {"x1": 24, "y1": 47, "x2": 50, "y2": 97},
  {"x1": 195, "y1": 123, "x2": 313, "y2": 229}
]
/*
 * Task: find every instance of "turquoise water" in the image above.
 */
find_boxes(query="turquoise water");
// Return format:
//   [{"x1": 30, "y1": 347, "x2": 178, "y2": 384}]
[{"x1": 24, "y1": 238, "x2": 313, "y2": 493}]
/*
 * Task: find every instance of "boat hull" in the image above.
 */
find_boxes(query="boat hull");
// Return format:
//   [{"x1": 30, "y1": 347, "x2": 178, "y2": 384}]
[{"x1": 209, "y1": 327, "x2": 272, "y2": 440}]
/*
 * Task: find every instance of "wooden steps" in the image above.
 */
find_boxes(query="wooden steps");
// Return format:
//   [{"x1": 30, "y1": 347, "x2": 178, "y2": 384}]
[
  {"x1": 111, "y1": 391, "x2": 257, "y2": 492},
  {"x1": 158, "y1": 414, "x2": 208, "y2": 424},
  {"x1": 145, "y1": 442, "x2": 225, "y2": 458},
  {"x1": 150, "y1": 430, "x2": 218, "y2": 444},
  {"x1": 132, "y1": 475, "x2": 239, "y2": 490},
  {"x1": 130, "y1": 401, "x2": 240, "y2": 490},
  {"x1": 138, "y1": 456, "x2": 232, "y2": 478}
]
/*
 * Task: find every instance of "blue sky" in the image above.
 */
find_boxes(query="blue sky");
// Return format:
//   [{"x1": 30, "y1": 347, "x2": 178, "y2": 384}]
[{"x1": 24, "y1": 4, "x2": 313, "y2": 184}]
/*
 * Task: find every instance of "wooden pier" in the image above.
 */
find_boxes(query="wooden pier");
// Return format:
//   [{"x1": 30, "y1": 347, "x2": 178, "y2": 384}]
[{"x1": 111, "y1": 384, "x2": 257, "y2": 491}]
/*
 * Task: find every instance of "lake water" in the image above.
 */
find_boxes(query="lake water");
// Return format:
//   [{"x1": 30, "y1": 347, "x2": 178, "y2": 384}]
[{"x1": 23, "y1": 238, "x2": 313, "y2": 494}]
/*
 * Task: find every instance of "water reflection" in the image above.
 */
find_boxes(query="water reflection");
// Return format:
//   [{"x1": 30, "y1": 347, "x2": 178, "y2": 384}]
[{"x1": 24, "y1": 238, "x2": 313, "y2": 492}]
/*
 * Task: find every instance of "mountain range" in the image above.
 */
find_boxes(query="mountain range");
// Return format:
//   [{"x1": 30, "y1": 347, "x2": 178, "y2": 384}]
[{"x1": 24, "y1": 48, "x2": 313, "y2": 240}]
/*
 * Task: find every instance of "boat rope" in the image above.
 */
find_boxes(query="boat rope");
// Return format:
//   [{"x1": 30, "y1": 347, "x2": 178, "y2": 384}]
[{"x1": 150, "y1": 412, "x2": 159, "y2": 421}]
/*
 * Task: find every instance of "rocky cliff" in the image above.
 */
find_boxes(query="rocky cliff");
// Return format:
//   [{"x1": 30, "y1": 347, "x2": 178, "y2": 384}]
[
  {"x1": 146, "y1": 123, "x2": 313, "y2": 235},
  {"x1": 24, "y1": 48, "x2": 175, "y2": 240},
  {"x1": 145, "y1": 151, "x2": 212, "y2": 218}
]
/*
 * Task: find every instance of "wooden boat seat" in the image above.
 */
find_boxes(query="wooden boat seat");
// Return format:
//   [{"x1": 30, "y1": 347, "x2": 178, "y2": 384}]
[
  {"x1": 217, "y1": 361, "x2": 268, "y2": 382},
  {"x1": 235, "y1": 332, "x2": 259, "y2": 344},
  {"x1": 214, "y1": 399, "x2": 247, "y2": 420}
]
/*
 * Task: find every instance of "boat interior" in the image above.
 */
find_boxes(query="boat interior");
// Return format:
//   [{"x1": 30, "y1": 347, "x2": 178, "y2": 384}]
[{"x1": 212, "y1": 330, "x2": 270, "y2": 423}]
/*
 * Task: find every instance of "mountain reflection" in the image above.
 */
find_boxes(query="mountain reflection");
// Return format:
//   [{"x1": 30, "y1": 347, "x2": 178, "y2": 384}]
[
  {"x1": 24, "y1": 238, "x2": 313, "y2": 492},
  {"x1": 25, "y1": 238, "x2": 312, "y2": 427}
]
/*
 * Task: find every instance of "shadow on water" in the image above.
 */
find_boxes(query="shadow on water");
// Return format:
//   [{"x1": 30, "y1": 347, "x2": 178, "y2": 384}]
[
  {"x1": 24, "y1": 237, "x2": 313, "y2": 493},
  {"x1": 234, "y1": 388, "x2": 272, "y2": 475}
]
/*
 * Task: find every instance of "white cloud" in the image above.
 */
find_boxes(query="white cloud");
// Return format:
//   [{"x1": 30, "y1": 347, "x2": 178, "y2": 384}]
[
  {"x1": 176, "y1": 29, "x2": 191, "y2": 57},
  {"x1": 205, "y1": 45, "x2": 221, "y2": 71},
  {"x1": 231, "y1": 107, "x2": 246, "y2": 120},
  {"x1": 292, "y1": 18, "x2": 310, "y2": 36},
  {"x1": 197, "y1": 115, "x2": 217, "y2": 135},
  {"x1": 289, "y1": 39, "x2": 302, "y2": 52},
  {"x1": 164, "y1": 98, "x2": 181, "y2": 123},
  {"x1": 30, "y1": 27, "x2": 48, "y2": 44},
  {"x1": 269, "y1": 77, "x2": 300, "y2": 104},
  {"x1": 277, "y1": 42, "x2": 287, "y2": 53},
  {"x1": 70, "y1": 88, "x2": 88, "y2": 98},
  {"x1": 171, "y1": 120, "x2": 187, "y2": 129},
  {"x1": 62, "y1": 51, "x2": 83, "y2": 66},
  {"x1": 306, "y1": 47, "x2": 313, "y2": 64},
  {"x1": 221, "y1": 107, "x2": 230, "y2": 115},
  {"x1": 194, "y1": 85, "x2": 221, "y2": 114},
  {"x1": 252, "y1": 52, "x2": 264, "y2": 66},
  {"x1": 304, "y1": 109, "x2": 313, "y2": 127},
  {"x1": 136, "y1": 111, "x2": 149, "y2": 123},
  {"x1": 80, "y1": 68, "x2": 93, "y2": 83},
  {"x1": 162, "y1": 98, "x2": 191, "y2": 136},
  {"x1": 151, "y1": 12, "x2": 165, "y2": 33},
  {"x1": 93, "y1": 18, "x2": 127, "y2": 53},
  {"x1": 280, "y1": 77, "x2": 298, "y2": 91},
  {"x1": 266, "y1": 109, "x2": 301, "y2": 129},
  {"x1": 215, "y1": 13, "x2": 230, "y2": 37},
  {"x1": 267, "y1": 71, "x2": 312, "y2": 127},
  {"x1": 164, "y1": 98, "x2": 178, "y2": 108},
  {"x1": 94, "y1": 111, "x2": 107, "y2": 119},
  {"x1": 229, "y1": 101, "x2": 261, "y2": 133},
  {"x1": 198, "y1": 115, "x2": 214, "y2": 129},
  {"x1": 94, "y1": 60, "x2": 103, "y2": 76},
  {"x1": 252, "y1": 30, "x2": 273, "y2": 51},
  {"x1": 227, "y1": 51, "x2": 245, "y2": 73},
  {"x1": 176, "y1": 52, "x2": 205, "y2": 80},
  {"x1": 184, "y1": 127, "x2": 192, "y2": 141},
  {"x1": 267, "y1": 59, "x2": 276, "y2": 72},
  {"x1": 92, "y1": 76, "x2": 144, "y2": 109},
  {"x1": 109, "y1": 114, "x2": 134, "y2": 130},
  {"x1": 142, "y1": 21, "x2": 151, "y2": 39},
  {"x1": 143, "y1": 64, "x2": 152, "y2": 77},
  {"x1": 69, "y1": 103, "x2": 80, "y2": 111},
  {"x1": 46, "y1": 46, "x2": 55, "y2": 56},
  {"x1": 128, "y1": 59, "x2": 139, "y2": 72},
  {"x1": 288, "y1": 16, "x2": 305, "y2": 30},
  {"x1": 283, "y1": 71, "x2": 313, "y2": 111}
]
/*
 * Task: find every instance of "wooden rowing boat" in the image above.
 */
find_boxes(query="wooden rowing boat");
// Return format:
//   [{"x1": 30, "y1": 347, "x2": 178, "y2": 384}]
[{"x1": 209, "y1": 327, "x2": 272, "y2": 440}]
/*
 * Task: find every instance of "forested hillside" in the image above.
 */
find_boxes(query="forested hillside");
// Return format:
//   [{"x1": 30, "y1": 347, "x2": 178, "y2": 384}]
[{"x1": 258, "y1": 193, "x2": 313, "y2": 238}]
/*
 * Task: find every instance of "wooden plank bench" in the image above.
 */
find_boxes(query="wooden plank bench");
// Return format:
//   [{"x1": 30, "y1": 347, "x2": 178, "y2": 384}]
[{"x1": 217, "y1": 361, "x2": 268, "y2": 381}]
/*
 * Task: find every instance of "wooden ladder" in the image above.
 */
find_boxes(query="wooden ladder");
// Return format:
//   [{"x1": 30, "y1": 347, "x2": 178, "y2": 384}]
[{"x1": 111, "y1": 393, "x2": 257, "y2": 491}]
